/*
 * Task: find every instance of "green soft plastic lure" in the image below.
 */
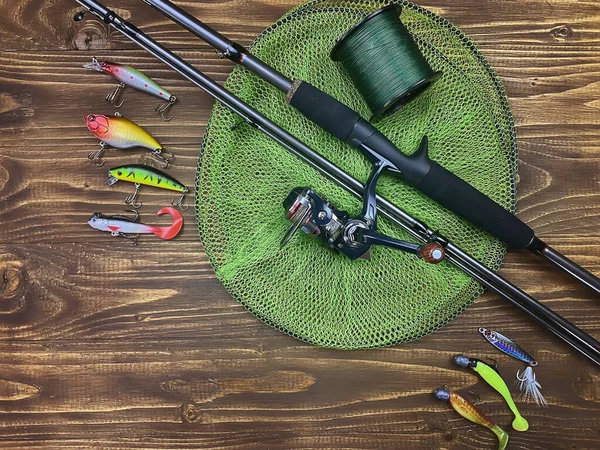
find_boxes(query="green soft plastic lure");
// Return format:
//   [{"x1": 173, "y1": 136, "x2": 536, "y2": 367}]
[
  {"x1": 434, "y1": 388, "x2": 509, "y2": 450},
  {"x1": 454, "y1": 354, "x2": 529, "y2": 432},
  {"x1": 106, "y1": 164, "x2": 189, "y2": 210}
]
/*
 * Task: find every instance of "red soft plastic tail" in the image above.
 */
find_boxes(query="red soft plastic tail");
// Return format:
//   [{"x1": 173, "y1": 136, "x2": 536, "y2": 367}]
[{"x1": 151, "y1": 206, "x2": 184, "y2": 240}]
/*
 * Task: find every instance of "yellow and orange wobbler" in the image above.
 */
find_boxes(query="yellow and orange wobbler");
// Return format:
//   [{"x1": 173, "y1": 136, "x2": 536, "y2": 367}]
[{"x1": 85, "y1": 114, "x2": 174, "y2": 168}]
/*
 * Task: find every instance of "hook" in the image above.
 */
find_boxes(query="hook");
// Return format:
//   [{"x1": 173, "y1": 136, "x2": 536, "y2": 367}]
[
  {"x1": 124, "y1": 209, "x2": 141, "y2": 223},
  {"x1": 124, "y1": 183, "x2": 142, "y2": 209},
  {"x1": 152, "y1": 148, "x2": 175, "y2": 169},
  {"x1": 88, "y1": 142, "x2": 108, "y2": 167},
  {"x1": 155, "y1": 96, "x2": 176, "y2": 121},
  {"x1": 106, "y1": 82, "x2": 125, "y2": 108},
  {"x1": 171, "y1": 189, "x2": 189, "y2": 211},
  {"x1": 118, "y1": 233, "x2": 140, "y2": 246}
]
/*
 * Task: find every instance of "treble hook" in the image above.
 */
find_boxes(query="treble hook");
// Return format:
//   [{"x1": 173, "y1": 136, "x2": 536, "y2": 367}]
[
  {"x1": 118, "y1": 233, "x2": 140, "y2": 247},
  {"x1": 155, "y1": 96, "x2": 177, "y2": 121},
  {"x1": 171, "y1": 189, "x2": 189, "y2": 211},
  {"x1": 124, "y1": 183, "x2": 143, "y2": 209},
  {"x1": 88, "y1": 142, "x2": 108, "y2": 167},
  {"x1": 152, "y1": 148, "x2": 175, "y2": 169},
  {"x1": 106, "y1": 82, "x2": 126, "y2": 108},
  {"x1": 118, "y1": 209, "x2": 141, "y2": 223}
]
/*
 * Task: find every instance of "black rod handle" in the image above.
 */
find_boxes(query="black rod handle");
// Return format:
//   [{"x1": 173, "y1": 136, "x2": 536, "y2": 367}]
[{"x1": 288, "y1": 81, "x2": 535, "y2": 248}]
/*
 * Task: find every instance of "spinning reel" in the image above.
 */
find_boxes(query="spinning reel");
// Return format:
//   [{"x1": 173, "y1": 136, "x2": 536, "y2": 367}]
[{"x1": 281, "y1": 183, "x2": 445, "y2": 264}]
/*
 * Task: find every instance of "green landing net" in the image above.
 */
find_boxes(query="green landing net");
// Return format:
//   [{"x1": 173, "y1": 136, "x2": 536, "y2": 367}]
[{"x1": 196, "y1": 0, "x2": 518, "y2": 349}]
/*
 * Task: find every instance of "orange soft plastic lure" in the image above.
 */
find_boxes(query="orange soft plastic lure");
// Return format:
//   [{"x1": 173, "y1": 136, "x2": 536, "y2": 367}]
[
  {"x1": 85, "y1": 113, "x2": 174, "y2": 168},
  {"x1": 435, "y1": 388, "x2": 509, "y2": 450},
  {"x1": 84, "y1": 57, "x2": 177, "y2": 120}
]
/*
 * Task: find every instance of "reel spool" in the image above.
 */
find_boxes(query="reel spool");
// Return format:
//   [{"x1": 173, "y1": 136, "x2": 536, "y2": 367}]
[{"x1": 331, "y1": 5, "x2": 441, "y2": 121}]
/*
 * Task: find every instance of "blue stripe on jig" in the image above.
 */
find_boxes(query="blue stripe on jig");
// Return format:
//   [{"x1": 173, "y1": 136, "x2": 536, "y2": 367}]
[{"x1": 479, "y1": 328, "x2": 537, "y2": 366}]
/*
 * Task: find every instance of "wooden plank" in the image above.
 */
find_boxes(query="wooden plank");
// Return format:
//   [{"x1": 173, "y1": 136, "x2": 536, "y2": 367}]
[
  {"x1": 0, "y1": 339, "x2": 596, "y2": 449},
  {"x1": 1, "y1": 0, "x2": 600, "y2": 51},
  {"x1": 0, "y1": 242, "x2": 597, "y2": 341},
  {"x1": 0, "y1": 0, "x2": 599, "y2": 448}
]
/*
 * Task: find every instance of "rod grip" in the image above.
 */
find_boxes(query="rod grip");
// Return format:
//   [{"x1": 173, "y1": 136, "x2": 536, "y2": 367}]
[
  {"x1": 415, "y1": 161, "x2": 534, "y2": 248},
  {"x1": 287, "y1": 80, "x2": 362, "y2": 141}
]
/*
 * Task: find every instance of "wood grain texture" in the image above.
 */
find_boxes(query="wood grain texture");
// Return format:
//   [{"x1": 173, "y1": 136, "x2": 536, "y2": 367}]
[{"x1": 0, "y1": 0, "x2": 599, "y2": 449}]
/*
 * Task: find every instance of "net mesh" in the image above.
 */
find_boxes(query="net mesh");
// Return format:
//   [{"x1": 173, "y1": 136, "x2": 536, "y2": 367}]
[{"x1": 196, "y1": 0, "x2": 518, "y2": 349}]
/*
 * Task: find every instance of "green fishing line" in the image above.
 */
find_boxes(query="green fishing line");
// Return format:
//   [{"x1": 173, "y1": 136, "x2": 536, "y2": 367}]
[{"x1": 331, "y1": 5, "x2": 439, "y2": 121}]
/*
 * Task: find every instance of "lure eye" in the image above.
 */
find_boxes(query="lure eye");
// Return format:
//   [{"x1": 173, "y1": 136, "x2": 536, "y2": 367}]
[
  {"x1": 485, "y1": 330, "x2": 492, "y2": 337},
  {"x1": 117, "y1": 171, "x2": 123, "y2": 176}
]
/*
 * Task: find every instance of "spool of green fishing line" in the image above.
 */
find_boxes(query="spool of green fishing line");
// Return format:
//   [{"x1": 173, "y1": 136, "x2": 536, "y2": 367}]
[{"x1": 331, "y1": 5, "x2": 440, "y2": 121}]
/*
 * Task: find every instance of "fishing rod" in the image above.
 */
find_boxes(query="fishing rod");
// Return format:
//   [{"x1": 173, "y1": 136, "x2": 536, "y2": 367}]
[
  {"x1": 72, "y1": 0, "x2": 600, "y2": 365},
  {"x1": 141, "y1": 0, "x2": 600, "y2": 296}
]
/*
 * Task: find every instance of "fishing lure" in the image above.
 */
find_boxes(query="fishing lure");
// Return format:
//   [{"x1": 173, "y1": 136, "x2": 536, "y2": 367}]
[
  {"x1": 479, "y1": 328, "x2": 547, "y2": 407},
  {"x1": 84, "y1": 56, "x2": 177, "y2": 120},
  {"x1": 454, "y1": 354, "x2": 529, "y2": 432},
  {"x1": 434, "y1": 388, "x2": 509, "y2": 450},
  {"x1": 88, "y1": 207, "x2": 183, "y2": 243},
  {"x1": 106, "y1": 164, "x2": 189, "y2": 211},
  {"x1": 85, "y1": 113, "x2": 174, "y2": 168}
]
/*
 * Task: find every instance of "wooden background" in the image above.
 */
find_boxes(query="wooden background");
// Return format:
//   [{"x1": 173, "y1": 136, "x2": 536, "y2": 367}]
[{"x1": 0, "y1": 0, "x2": 599, "y2": 448}]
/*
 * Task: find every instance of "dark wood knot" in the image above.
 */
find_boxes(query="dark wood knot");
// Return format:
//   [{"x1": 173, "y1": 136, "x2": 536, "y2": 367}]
[
  {"x1": 0, "y1": 265, "x2": 23, "y2": 300},
  {"x1": 70, "y1": 20, "x2": 111, "y2": 50},
  {"x1": 67, "y1": 7, "x2": 133, "y2": 50},
  {"x1": 0, "y1": 262, "x2": 27, "y2": 316},
  {"x1": 551, "y1": 25, "x2": 574, "y2": 41},
  {"x1": 0, "y1": 163, "x2": 8, "y2": 194},
  {"x1": 180, "y1": 401, "x2": 202, "y2": 423}
]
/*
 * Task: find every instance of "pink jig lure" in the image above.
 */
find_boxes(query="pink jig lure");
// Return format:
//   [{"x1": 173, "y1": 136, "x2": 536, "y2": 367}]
[
  {"x1": 88, "y1": 207, "x2": 183, "y2": 244},
  {"x1": 84, "y1": 57, "x2": 177, "y2": 121},
  {"x1": 85, "y1": 113, "x2": 174, "y2": 168}
]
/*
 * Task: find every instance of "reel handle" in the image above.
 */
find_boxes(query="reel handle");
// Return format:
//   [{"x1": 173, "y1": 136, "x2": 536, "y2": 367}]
[
  {"x1": 287, "y1": 81, "x2": 535, "y2": 249},
  {"x1": 358, "y1": 229, "x2": 445, "y2": 264}
]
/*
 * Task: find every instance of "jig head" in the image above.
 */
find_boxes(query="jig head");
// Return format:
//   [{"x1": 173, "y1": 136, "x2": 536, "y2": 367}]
[
  {"x1": 83, "y1": 56, "x2": 177, "y2": 120},
  {"x1": 454, "y1": 354, "x2": 529, "y2": 431},
  {"x1": 88, "y1": 207, "x2": 184, "y2": 243},
  {"x1": 106, "y1": 164, "x2": 189, "y2": 211},
  {"x1": 282, "y1": 187, "x2": 444, "y2": 263},
  {"x1": 434, "y1": 387, "x2": 509, "y2": 450},
  {"x1": 85, "y1": 113, "x2": 175, "y2": 168}
]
